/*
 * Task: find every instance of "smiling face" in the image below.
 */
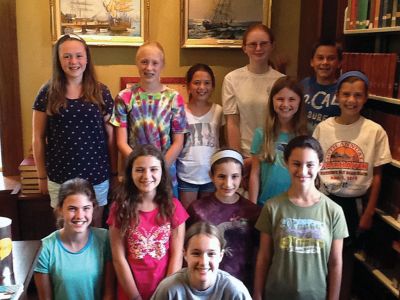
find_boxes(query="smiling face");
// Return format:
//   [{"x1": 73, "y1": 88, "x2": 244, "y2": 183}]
[
  {"x1": 242, "y1": 28, "x2": 273, "y2": 65},
  {"x1": 188, "y1": 70, "x2": 214, "y2": 103},
  {"x1": 136, "y1": 45, "x2": 164, "y2": 86},
  {"x1": 272, "y1": 87, "x2": 301, "y2": 123},
  {"x1": 286, "y1": 147, "x2": 322, "y2": 187},
  {"x1": 185, "y1": 233, "x2": 224, "y2": 291},
  {"x1": 58, "y1": 40, "x2": 87, "y2": 81},
  {"x1": 211, "y1": 161, "x2": 242, "y2": 203},
  {"x1": 337, "y1": 80, "x2": 367, "y2": 123},
  {"x1": 310, "y1": 45, "x2": 341, "y2": 84},
  {"x1": 60, "y1": 193, "x2": 93, "y2": 234},
  {"x1": 131, "y1": 155, "x2": 162, "y2": 196}
]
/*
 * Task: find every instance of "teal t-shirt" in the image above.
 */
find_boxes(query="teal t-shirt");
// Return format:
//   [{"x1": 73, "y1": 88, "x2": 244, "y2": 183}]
[
  {"x1": 34, "y1": 228, "x2": 111, "y2": 300},
  {"x1": 255, "y1": 192, "x2": 348, "y2": 300},
  {"x1": 250, "y1": 128, "x2": 292, "y2": 206}
]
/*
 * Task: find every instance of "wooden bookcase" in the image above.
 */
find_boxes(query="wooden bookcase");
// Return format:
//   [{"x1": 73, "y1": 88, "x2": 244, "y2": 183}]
[{"x1": 342, "y1": 9, "x2": 400, "y2": 299}]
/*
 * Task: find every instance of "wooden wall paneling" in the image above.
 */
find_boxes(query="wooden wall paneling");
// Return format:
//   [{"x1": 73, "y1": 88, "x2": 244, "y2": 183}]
[{"x1": 0, "y1": 0, "x2": 23, "y2": 175}]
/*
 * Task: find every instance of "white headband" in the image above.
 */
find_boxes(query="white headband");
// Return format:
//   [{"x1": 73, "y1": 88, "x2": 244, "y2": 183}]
[{"x1": 210, "y1": 150, "x2": 244, "y2": 166}]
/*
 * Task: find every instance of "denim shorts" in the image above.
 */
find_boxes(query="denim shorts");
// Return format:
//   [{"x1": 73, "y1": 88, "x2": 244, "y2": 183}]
[
  {"x1": 177, "y1": 178, "x2": 215, "y2": 193},
  {"x1": 48, "y1": 179, "x2": 109, "y2": 208}
]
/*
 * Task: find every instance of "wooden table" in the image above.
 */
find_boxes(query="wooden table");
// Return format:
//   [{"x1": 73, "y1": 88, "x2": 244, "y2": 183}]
[{"x1": 0, "y1": 240, "x2": 41, "y2": 299}]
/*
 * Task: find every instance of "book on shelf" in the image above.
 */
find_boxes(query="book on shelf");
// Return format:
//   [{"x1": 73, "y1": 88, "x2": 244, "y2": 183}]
[
  {"x1": 396, "y1": 0, "x2": 400, "y2": 25},
  {"x1": 342, "y1": 52, "x2": 398, "y2": 98},
  {"x1": 368, "y1": 0, "x2": 377, "y2": 28},
  {"x1": 21, "y1": 187, "x2": 41, "y2": 194},
  {"x1": 350, "y1": 0, "x2": 359, "y2": 29},
  {"x1": 373, "y1": 0, "x2": 382, "y2": 27},
  {"x1": 357, "y1": 0, "x2": 370, "y2": 28}
]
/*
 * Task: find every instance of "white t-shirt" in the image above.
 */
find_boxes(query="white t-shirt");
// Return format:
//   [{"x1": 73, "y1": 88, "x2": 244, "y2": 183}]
[
  {"x1": 177, "y1": 103, "x2": 224, "y2": 184},
  {"x1": 222, "y1": 66, "x2": 284, "y2": 157},
  {"x1": 313, "y1": 116, "x2": 392, "y2": 197}
]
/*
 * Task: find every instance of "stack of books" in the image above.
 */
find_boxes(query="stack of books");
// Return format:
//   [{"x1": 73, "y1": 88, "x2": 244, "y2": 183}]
[
  {"x1": 346, "y1": 0, "x2": 400, "y2": 30},
  {"x1": 19, "y1": 155, "x2": 40, "y2": 194}
]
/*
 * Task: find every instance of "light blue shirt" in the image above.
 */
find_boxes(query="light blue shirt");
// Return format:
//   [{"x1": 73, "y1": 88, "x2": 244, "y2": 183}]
[
  {"x1": 251, "y1": 128, "x2": 292, "y2": 206},
  {"x1": 34, "y1": 228, "x2": 111, "y2": 300}
]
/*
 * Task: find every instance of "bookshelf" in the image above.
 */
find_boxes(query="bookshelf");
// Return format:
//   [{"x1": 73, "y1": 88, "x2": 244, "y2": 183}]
[
  {"x1": 342, "y1": 3, "x2": 400, "y2": 299},
  {"x1": 354, "y1": 252, "x2": 400, "y2": 298}
]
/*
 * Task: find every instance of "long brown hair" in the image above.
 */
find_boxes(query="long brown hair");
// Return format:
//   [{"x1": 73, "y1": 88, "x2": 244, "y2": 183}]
[
  {"x1": 112, "y1": 144, "x2": 173, "y2": 235},
  {"x1": 261, "y1": 76, "x2": 308, "y2": 162},
  {"x1": 47, "y1": 34, "x2": 104, "y2": 115}
]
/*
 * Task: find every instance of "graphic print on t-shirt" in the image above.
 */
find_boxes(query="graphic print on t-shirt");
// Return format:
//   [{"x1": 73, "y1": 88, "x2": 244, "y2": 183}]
[
  {"x1": 126, "y1": 223, "x2": 171, "y2": 259},
  {"x1": 187, "y1": 122, "x2": 217, "y2": 147},
  {"x1": 320, "y1": 141, "x2": 368, "y2": 192},
  {"x1": 279, "y1": 218, "x2": 325, "y2": 254}
]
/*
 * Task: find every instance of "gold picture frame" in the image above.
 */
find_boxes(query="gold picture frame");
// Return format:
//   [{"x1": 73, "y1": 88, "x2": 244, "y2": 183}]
[
  {"x1": 50, "y1": 0, "x2": 149, "y2": 46},
  {"x1": 180, "y1": 0, "x2": 272, "y2": 48}
]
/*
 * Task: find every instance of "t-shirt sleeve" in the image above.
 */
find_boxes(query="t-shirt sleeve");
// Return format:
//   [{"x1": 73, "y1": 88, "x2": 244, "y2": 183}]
[
  {"x1": 110, "y1": 90, "x2": 132, "y2": 128},
  {"x1": 32, "y1": 84, "x2": 49, "y2": 112},
  {"x1": 332, "y1": 204, "x2": 349, "y2": 240},
  {"x1": 374, "y1": 126, "x2": 392, "y2": 166},
  {"x1": 255, "y1": 203, "x2": 273, "y2": 235},
  {"x1": 312, "y1": 123, "x2": 321, "y2": 140},
  {"x1": 250, "y1": 127, "x2": 264, "y2": 155},
  {"x1": 106, "y1": 201, "x2": 120, "y2": 228},
  {"x1": 101, "y1": 84, "x2": 114, "y2": 116},
  {"x1": 171, "y1": 198, "x2": 189, "y2": 228},
  {"x1": 34, "y1": 238, "x2": 51, "y2": 274},
  {"x1": 221, "y1": 74, "x2": 238, "y2": 115},
  {"x1": 171, "y1": 93, "x2": 188, "y2": 134}
]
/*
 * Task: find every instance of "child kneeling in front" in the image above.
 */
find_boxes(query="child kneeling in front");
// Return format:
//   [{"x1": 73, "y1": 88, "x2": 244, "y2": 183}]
[{"x1": 151, "y1": 222, "x2": 252, "y2": 300}]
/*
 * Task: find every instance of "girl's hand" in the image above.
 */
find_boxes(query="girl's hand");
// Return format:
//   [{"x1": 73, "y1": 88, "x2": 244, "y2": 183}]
[{"x1": 38, "y1": 178, "x2": 49, "y2": 194}]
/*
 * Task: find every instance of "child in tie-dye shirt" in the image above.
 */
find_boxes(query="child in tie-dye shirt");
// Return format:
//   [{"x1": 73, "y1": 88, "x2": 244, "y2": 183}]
[{"x1": 111, "y1": 41, "x2": 188, "y2": 196}]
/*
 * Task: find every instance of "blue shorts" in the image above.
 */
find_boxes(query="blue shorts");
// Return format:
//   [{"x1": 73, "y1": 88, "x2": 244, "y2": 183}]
[
  {"x1": 178, "y1": 178, "x2": 215, "y2": 193},
  {"x1": 48, "y1": 179, "x2": 109, "y2": 208}
]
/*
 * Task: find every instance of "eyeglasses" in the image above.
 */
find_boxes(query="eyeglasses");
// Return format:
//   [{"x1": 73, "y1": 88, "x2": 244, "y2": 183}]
[{"x1": 245, "y1": 41, "x2": 272, "y2": 49}]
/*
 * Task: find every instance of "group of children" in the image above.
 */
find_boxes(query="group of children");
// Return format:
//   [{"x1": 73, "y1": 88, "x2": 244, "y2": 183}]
[{"x1": 31, "y1": 22, "x2": 392, "y2": 300}]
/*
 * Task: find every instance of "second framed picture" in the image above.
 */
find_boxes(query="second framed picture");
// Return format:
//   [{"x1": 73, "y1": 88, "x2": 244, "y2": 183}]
[
  {"x1": 50, "y1": 0, "x2": 149, "y2": 46},
  {"x1": 181, "y1": 0, "x2": 272, "y2": 48}
]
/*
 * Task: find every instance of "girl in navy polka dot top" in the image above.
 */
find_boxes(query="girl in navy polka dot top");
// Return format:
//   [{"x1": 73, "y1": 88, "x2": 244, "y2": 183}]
[{"x1": 32, "y1": 34, "x2": 118, "y2": 227}]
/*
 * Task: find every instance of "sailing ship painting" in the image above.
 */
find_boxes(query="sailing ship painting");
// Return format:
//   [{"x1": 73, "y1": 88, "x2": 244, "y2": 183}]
[
  {"x1": 60, "y1": 0, "x2": 141, "y2": 36},
  {"x1": 187, "y1": 0, "x2": 264, "y2": 40}
]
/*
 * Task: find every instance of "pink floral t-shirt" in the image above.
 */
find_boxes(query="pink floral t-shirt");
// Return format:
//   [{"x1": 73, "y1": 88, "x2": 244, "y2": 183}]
[{"x1": 107, "y1": 198, "x2": 188, "y2": 300}]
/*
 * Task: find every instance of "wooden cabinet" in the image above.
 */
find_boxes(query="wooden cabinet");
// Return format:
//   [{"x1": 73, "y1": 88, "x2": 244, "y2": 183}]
[{"x1": 18, "y1": 194, "x2": 56, "y2": 241}]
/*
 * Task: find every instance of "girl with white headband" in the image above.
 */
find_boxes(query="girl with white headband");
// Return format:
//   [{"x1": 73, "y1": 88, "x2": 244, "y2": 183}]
[{"x1": 187, "y1": 148, "x2": 261, "y2": 291}]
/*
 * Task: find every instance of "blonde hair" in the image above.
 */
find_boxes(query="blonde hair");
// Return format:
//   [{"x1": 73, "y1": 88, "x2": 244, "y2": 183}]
[
  {"x1": 136, "y1": 41, "x2": 165, "y2": 65},
  {"x1": 261, "y1": 76, "x2": 308, "y2": 162}
]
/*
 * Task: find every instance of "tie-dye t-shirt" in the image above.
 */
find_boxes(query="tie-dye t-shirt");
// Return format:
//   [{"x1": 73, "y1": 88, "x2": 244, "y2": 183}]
[
  {"x1": 111, "y1": 83, "x2": 188, "y2": 152},
  {"x1": 256, "y1": 192, "x2": 348, "y2": 300},
  {"x1": 107, "y1": 198, "x2": 189, "y2": 300}
]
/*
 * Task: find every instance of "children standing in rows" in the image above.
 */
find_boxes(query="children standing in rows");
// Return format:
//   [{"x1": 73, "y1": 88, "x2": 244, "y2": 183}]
[
  {"x1": 111, "y1": 41, "x2": 188, "y2": 197},
  {"x1": 187, "y1": 149, "x2": 260, "y2": 290},
  {"x1": 313, "y1": 71, "x2": 392, "y2": 299},
  {"x1": 32, "y1": 34, "x2": 118, "y2": 227},
  {"x1": 301, "y1": 40, "x2": 342, "y2": 130},
  {"x1": 107, "y1": 144, "x2": 188, "y2": 300},
  {"x1": 34, "y1": 178, "x2": 115, "y2": 300},
  {"x1": 249, "y1": 76, "x2": 308, "y2": 206},
  {"x1": 151, "y1": 222, "x2": 252, "y2": 300},
  {"x1": 177, "y1": 64, "x2": 224, "y2": 208},
  {"x1": 254, "y1": 136, "x2": 348, "y2": 300}
]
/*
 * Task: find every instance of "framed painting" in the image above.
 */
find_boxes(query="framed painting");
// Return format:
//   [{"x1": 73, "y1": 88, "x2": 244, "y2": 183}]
[
  {"x1": 50, "y1": 0, "x2": 149, "y2": 46},
  {"x1": 180, "y1": 0, "x2": 272, "y2": 48}
]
